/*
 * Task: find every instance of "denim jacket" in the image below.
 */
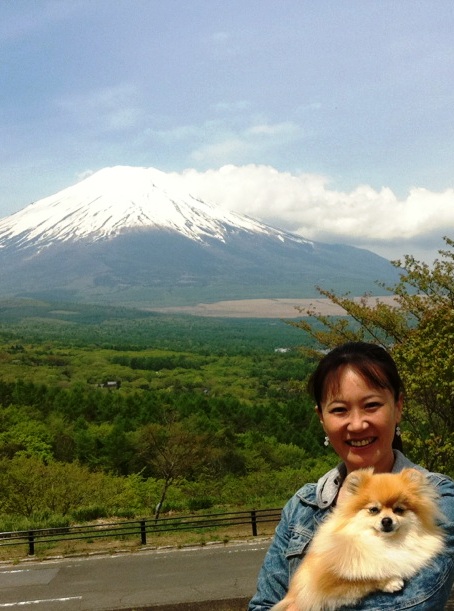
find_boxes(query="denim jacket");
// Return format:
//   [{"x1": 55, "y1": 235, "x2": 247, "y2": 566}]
[{"x1": 248, "y1": 451, "x2": 454, "y2": 610}]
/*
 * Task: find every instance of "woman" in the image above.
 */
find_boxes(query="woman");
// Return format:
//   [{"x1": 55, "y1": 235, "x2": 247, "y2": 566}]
[{"x1": 248, "y1": 342, "x2": 454, "y2": 610}]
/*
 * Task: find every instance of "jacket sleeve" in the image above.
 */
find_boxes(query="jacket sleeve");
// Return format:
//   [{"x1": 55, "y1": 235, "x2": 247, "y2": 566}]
[
  {"x1": 248, "y1": 495, "x2": 314, "y2": 611},
  {"x1": 248, "y1": 505, "x2": 293, "y2": 610}
]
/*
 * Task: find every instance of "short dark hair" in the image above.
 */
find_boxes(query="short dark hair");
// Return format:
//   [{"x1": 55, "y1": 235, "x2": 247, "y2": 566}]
[{"x1": 308, "y1": 342, "x2": 404, "y2": 407}]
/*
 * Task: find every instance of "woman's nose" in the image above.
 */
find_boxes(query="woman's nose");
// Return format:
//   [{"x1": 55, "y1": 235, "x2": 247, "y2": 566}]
[{"x1": 347, "y1": 411, "x2": 368, "y2": 431}]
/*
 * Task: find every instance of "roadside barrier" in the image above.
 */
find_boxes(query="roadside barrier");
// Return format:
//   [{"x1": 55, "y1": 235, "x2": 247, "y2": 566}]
[{"x1": 0, "y1": 507, "x2": 282, "y2": 556}]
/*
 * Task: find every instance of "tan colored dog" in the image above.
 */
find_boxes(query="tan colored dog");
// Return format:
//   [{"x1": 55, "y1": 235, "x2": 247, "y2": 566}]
[{"x1": 272, "y1": 468, "x2": 444, "y2": 611}]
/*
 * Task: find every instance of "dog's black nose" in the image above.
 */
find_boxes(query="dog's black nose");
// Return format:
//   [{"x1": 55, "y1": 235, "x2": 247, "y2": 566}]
[{"x1": 381, "y1": 517, "x2": 394, "y2": 532}]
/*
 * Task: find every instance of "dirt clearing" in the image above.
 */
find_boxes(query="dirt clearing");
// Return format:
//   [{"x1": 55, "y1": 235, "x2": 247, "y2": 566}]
[{"x1": 148, "y1": 296, "x2": 398, "y2": 319}]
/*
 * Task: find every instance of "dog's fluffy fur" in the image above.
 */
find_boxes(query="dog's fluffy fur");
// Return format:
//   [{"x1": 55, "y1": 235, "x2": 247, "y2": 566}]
[{"x1": 272, "y1": 468, "x2": 444, "y2": 611}]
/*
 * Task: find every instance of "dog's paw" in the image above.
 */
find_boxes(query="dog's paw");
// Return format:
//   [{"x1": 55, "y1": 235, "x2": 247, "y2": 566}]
[{"x1": 382, "y1": 577, "x2": 404, "y2": 593}]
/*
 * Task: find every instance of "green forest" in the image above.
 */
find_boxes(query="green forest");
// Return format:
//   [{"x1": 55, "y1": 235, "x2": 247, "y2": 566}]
[
  {"x1": 0, "y1": 299, "x2": 337, "y2": 532},
  {"x1": 1, "y1": 238, "x2": 453, "y2": 536}
]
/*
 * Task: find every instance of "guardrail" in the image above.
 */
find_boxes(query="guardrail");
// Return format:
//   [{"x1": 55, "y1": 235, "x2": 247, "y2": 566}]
[{"x1": 0, "y1": 507, "x2": 282, "y2": 556}]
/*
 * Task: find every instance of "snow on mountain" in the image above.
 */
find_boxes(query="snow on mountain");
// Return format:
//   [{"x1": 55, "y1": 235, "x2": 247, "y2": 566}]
[{"x1": 0, "y1": 166, "x2": 310, "y2": 250}]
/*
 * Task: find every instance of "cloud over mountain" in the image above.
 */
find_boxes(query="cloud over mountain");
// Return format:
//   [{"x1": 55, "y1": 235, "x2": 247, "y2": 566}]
[{"x1": 170, "y1": 165, "x2": 454, "y2": 262}]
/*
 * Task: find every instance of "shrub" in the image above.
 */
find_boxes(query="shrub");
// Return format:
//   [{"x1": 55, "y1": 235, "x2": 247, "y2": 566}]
[
  {"x1": 71, "y1": 505, "x2": 109, "y2": 522},
  {"x1": 188, "y1": 497, "x2": 214, "y2": 511}
]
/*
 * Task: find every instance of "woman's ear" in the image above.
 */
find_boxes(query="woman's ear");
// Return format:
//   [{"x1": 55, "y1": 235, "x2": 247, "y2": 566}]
[
  {"x1": 395, "y1": 393, "x2": 404, "y2": 423},
  {"x1": 315, "y1": 405, "x2": 324, "y2": 424}
]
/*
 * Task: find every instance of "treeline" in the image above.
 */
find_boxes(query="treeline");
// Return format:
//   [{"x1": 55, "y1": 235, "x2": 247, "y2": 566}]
[
  {"x1": 111, "y1": 354, "x2": 204, "y2": 371},
  {"x1": 0, "y1": 298, "x2": 309, "y2": 353},
  {"x1": 0, "y1": 376, "x2": 323, "y2": 470}
]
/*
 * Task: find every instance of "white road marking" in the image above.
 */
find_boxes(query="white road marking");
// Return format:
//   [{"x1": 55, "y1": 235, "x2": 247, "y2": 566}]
[{"x1": 0, "y1": 597, "x2": 82, "y2": 607}]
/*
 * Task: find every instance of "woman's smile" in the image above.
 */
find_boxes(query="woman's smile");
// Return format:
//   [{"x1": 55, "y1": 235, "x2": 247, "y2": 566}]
[{"x1": 346, "y1": 437, "x2": 377, "y2": 448}]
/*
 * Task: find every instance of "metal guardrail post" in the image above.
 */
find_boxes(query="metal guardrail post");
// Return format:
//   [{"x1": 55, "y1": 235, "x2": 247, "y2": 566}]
[
  {"x1": 28, "y1": 531, "x2": 35, "y2": 556},
  {"x1": 251, "y1": 510, "x2": 257, "y2": 536},
  {"x1": 140, "y1": 520, "x2": 147, "y2": 545}
]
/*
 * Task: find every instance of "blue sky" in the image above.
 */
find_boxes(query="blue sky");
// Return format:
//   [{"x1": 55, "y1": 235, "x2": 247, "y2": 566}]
[{"x1": 1, "y1": 0, "x2": 454, "y2": 262}]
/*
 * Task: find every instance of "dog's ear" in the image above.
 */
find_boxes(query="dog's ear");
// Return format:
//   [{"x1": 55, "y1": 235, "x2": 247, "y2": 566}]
[
  {"x1": 400, "y1": 468, "x2": 424, "y2": 485},
  {"x1": 344, "y1": 468, "x2": 373, "y2": 495},
  {"x1": 400, "y1": 468, "x2": 439, "y2": 504},
  {"x1": 399, "y1": 469, "x2": 444, "y2": 519}
]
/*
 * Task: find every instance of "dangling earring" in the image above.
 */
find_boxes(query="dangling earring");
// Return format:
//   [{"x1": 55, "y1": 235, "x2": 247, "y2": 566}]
[
  {"x1": 324, "y1": 435, "x2": 330, "y2": 447},
  {"x1": 395, "y1": 425, "x2": 401, "y2": 437}
]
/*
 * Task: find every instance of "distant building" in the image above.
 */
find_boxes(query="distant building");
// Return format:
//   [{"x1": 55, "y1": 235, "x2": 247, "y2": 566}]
[{"x1": 98, "y1": 380, "x2": 121, "y2": 389}]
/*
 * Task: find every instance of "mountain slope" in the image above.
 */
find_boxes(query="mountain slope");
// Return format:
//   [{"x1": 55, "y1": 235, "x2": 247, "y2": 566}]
[
  {"x1": 0, "y1": 166, "x2": 309, "y2": 249},
  {"x1": 0, "y1": 166, "x2": 399, "y2": 307}
]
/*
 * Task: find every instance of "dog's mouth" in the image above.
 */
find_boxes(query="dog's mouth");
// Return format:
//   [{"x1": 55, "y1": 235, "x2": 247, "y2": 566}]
[{"x1": 346, "y1": 437, "x2": 376, "y2": 448}]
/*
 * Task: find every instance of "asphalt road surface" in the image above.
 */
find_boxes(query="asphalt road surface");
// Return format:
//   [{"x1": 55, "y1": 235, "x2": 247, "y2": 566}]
[{"x1": 0, "y1": 540, "x2": 270, "y2": 610}]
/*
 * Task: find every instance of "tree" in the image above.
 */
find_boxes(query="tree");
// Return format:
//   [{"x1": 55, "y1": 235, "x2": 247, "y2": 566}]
[
  {"x1": 0, "y1": 456, "x2": 49, "y2": 517},
  {"x1": 0, "y1": 405, "x2": 53, "y2": 461},
  {"x1": 0, "y1": 455, "x2": 120, "y2": 518},
  {"x1": 136, "y1": 414, "x2": 216, "y2": 520},
  {"x1": 290, "y1": 236, "x2": 454, "y2": 474}
]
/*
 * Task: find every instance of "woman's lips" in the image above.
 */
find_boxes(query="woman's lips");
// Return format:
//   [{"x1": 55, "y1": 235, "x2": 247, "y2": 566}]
[{"x1": 346, "y1": 437, "x2": 376, "y2": 447}]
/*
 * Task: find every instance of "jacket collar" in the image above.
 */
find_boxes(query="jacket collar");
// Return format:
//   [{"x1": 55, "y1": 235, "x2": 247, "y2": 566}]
[{"x1": 313, "y1": 450, "x2": 418, "y2": 509}]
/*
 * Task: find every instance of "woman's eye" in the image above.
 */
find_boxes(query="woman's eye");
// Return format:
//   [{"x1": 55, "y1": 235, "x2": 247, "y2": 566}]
[
  {"x1": 330, "y1": 407, "x2": 346, "y2": 414},
  {"x1": 365, "y1": 402, "x2": 381, "y2": 409}
]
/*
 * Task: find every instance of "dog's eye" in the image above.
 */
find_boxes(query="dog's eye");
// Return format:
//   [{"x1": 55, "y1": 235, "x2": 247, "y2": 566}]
[
  {"x1": 394, "y1": 506, "x2": 406, "y2": 515},
  {"x1": 368, "y1": 507, "x2": 380, "y2": 515}
]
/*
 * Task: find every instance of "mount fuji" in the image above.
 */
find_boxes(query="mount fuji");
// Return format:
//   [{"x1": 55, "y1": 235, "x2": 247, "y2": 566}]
[{"x1": 0, "y1": 166, "x2": 398, "y2": 307}]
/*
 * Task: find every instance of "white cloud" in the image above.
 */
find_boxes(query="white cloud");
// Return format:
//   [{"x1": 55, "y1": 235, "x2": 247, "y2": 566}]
[
  {"x1": 188, "y1": 121, "x2": 303, "y2": 166},
  {"x1": 190, "y1": 138, "x2": 248, "y2": 164},
  {"x1": 206, "y1": 30, "x2": 242, "y2": 58},
  {"x1": 55, "y1": 83, "x2": 143, "y2": 132},
  {"x1": 143, "y1": 118, "x2": 303, "y2": 167},
  {"x1": 76, "y1": 169, "x2": 95, "y2": 182},
  {"x1": 212, "y1": 100, "x2": 252, "y2": 113},
  {"x1": 144, "y1": 124, "x2": 200, "y2": 142},
  {"x1": 169, "y1": 164, "x2": 454, "y2": 263}
]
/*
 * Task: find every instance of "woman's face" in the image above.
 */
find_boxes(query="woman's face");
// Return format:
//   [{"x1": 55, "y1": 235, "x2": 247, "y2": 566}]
[{"x1": 317, "y1": 366, "x2": 402, "y2": 474}]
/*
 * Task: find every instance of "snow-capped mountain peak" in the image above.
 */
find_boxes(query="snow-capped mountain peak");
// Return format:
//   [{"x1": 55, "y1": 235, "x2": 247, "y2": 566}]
[
  {"x1": 0, "y1": 166, "x2": 307, "y2": 250},
  {"x1": 0, "y1": 166, "x2": 399, "y2": 308}
]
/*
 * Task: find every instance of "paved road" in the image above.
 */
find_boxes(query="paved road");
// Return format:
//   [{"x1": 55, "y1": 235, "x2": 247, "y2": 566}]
[{"x1": 0, "y1": 540, "x2": 269, "y2": 610}]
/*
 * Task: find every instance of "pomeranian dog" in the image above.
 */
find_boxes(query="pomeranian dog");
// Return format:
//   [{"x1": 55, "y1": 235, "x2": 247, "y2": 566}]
[{"x1": 272, "y1": 468, "x2": 444, "y2": 611}]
